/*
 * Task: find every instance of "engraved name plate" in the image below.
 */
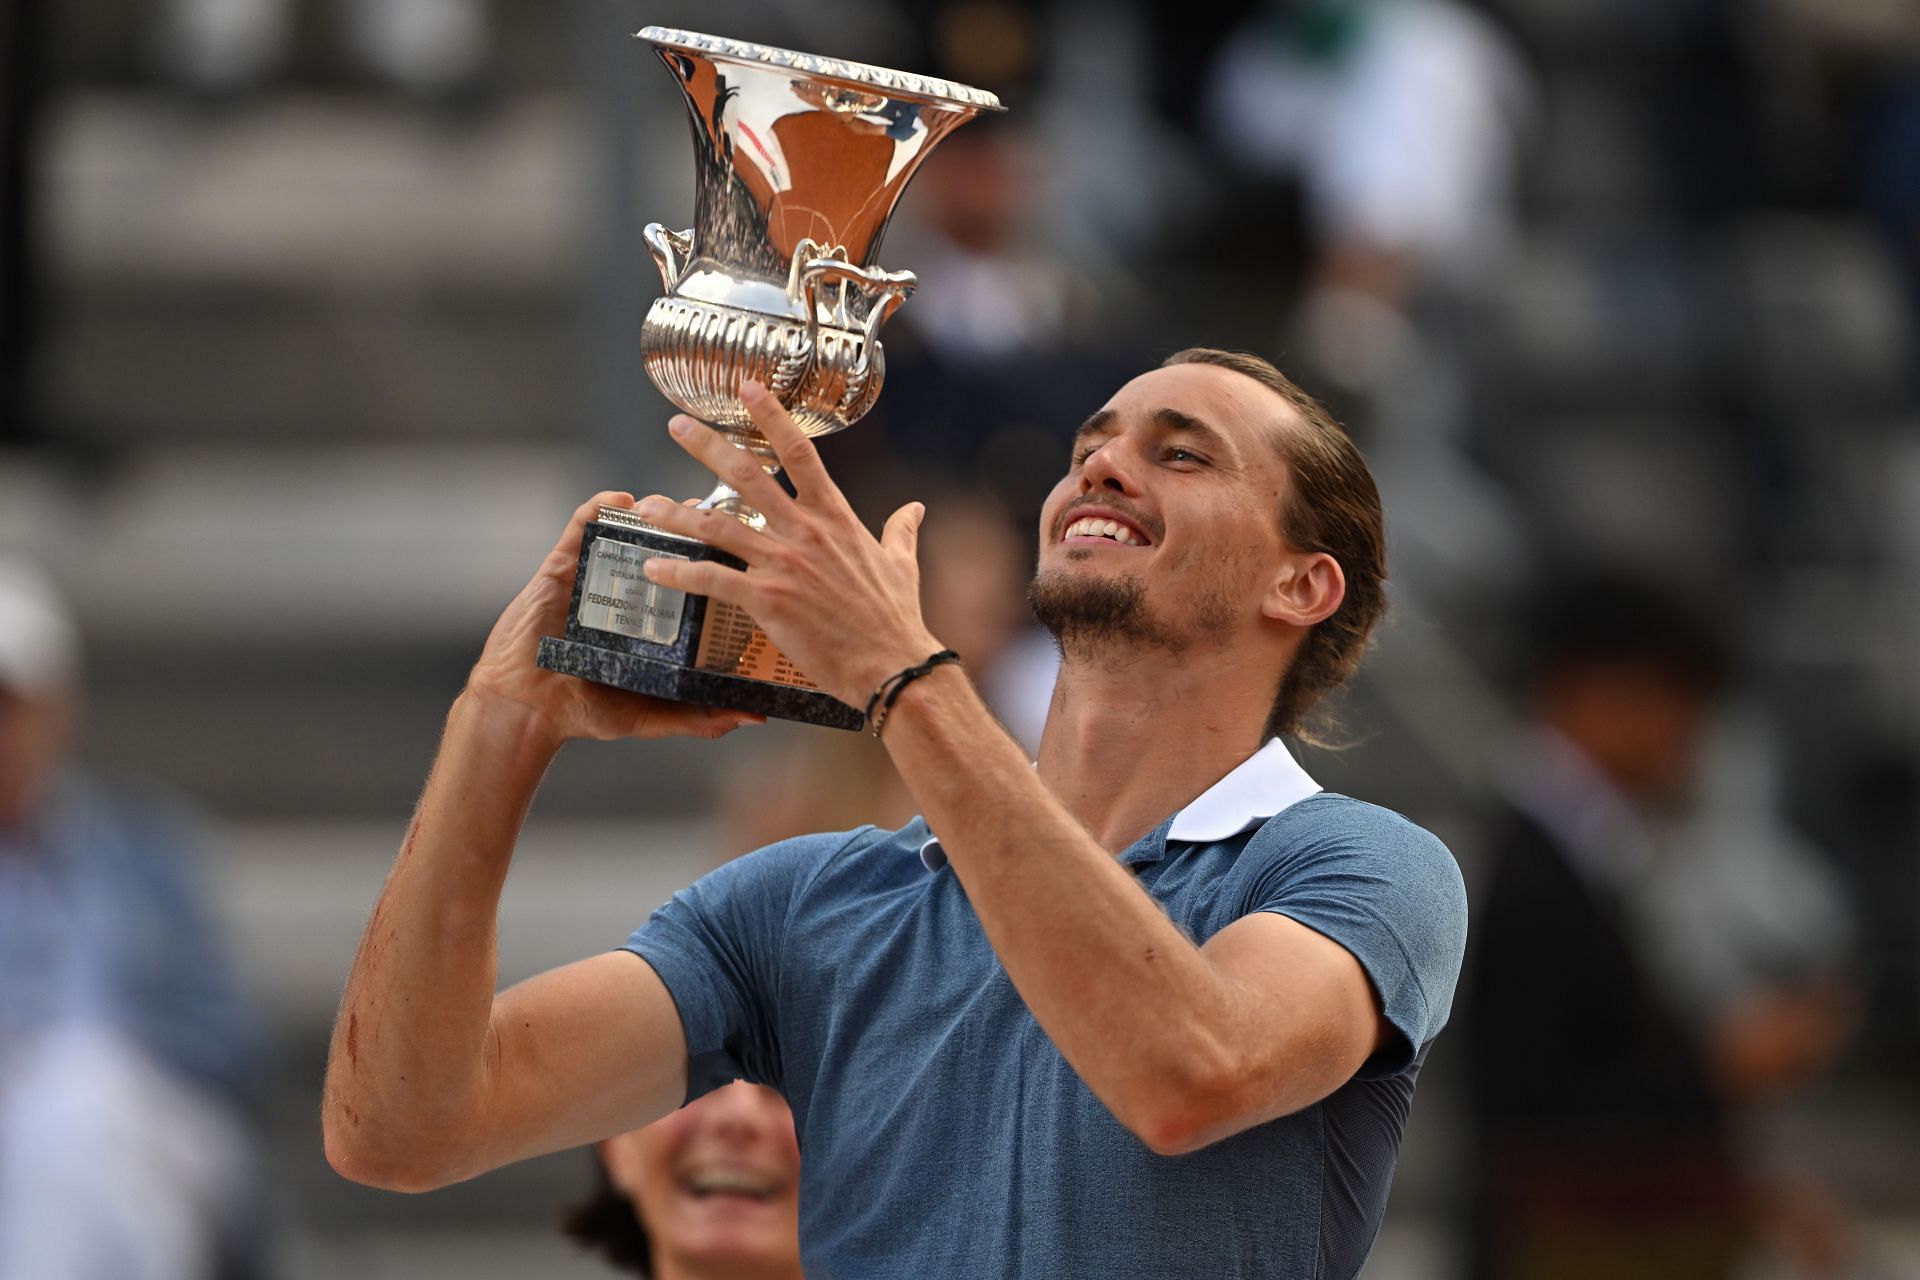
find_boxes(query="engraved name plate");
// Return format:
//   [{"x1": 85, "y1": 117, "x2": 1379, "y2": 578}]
[
  {"x1": 577, "y1": 539, "x2": 688, "y2": 644},
  {"x1": 694, "y1": 599, "x2": 822, "y2": 690}
]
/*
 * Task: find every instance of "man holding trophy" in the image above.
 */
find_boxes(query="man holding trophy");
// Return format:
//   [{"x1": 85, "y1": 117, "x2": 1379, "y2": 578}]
[{"x1": 323, "y1": 29, "x2": 1466, "y2": 1279}]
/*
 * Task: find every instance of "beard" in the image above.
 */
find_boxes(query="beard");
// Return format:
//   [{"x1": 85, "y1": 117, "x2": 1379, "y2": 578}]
[
  {"x1": 1029, "y1": 564, "x2": 1175, "y2": 656},
  {"x1": 1028, "y1": 563, "x2": 1233, "y2": 658},
  {"x1": 1029, "y1": 568, "x2": 1157, "y2": 650}
]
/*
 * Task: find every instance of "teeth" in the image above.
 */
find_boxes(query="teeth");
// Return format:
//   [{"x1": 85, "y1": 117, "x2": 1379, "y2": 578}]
[
  {"x1": 1065, "y1": 517, "x2": 1141, "y2": 545},
  {"x1": 683, "y1": 1167, "x2": 779, "y2": 1197}
]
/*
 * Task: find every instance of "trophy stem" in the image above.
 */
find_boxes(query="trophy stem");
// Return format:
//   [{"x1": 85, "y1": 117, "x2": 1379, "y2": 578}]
[
  {"x1": 695, "y1": 481, "x2": 768, "y2": 532},
  {"x1": 690, "y1": 429, "x2": 781, "y2": 531}
]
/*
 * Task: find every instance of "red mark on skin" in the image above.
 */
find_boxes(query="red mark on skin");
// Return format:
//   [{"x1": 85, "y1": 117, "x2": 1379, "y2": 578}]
[
  {"x1": 343, "y1": 1105, "x2": 360, "y2": 1127},
  {"x1": 366, "y1": 894, "x2": 389, "y2": 950},
  {"x1": 347, "y1": 1013, "x2": 360, "y2": 1067}
]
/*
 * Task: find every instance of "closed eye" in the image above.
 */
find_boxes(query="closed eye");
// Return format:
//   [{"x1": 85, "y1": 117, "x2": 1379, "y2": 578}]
[{"x1": 1073, "y1": 443, "x2": 1207, "y2": 467}]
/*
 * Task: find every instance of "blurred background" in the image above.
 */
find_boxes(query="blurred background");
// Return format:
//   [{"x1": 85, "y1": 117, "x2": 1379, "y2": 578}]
[{"x1": 2, "y1": 0, "x2": 1918, "y2": 1276}]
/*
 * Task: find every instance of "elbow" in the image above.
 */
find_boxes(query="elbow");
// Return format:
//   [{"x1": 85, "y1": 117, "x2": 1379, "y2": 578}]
[
  {"x1": 1134, "y1": 1112, "x2": 1212, "y2": 1158},
  {"x1": 322, "y1": 1107, "x2": 465, "y2": 1194},
  {"x1": 1120, "y1": 1042, "x2": 1245, "y2": 1158},
  {"x1": 1130, "y1": 1092, "x2": 1231, "y2": 1158}
]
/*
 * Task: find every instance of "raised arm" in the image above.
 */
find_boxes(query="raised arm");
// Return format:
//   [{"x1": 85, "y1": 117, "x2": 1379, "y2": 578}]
[{"x1": 322, "y1": 493, "x2": 760, "y2": 1192}]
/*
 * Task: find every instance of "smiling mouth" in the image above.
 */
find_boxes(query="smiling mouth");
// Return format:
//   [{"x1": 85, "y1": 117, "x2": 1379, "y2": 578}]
[
  {"x1": 1062, "y1": 516, "x2": 1149, "y2": 547},
  {"x1": 679, "y1": 1168, "x2": 786, "y2": 1202}
]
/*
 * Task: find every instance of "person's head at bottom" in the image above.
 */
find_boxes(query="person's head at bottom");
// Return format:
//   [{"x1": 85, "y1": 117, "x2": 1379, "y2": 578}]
[{"x1": 564, "y1": 1081, "x2": 803, "y2": 1280}]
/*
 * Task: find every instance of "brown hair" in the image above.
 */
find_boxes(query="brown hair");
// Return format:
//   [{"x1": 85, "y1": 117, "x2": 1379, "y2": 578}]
[
  {"x1": 562, "y1": 1160, "x2": 652, "y2": 1275},
  {"x1": 1161, "y1": 348, "x2": 1388, "y2": 744}
]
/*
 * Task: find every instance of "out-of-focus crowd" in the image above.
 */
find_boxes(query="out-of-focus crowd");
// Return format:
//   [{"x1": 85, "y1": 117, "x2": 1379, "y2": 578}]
[{"x1": 2, "y1": 1, "x2": 1918, "y2": 1277}]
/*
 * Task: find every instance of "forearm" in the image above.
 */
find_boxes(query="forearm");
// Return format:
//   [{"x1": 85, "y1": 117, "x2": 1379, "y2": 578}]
[
  {"x1": 323, "y1": 690, "x2": 560, "y2": 1185},
  {"x1": 881, "y1": 669, "x2": 1245, "y2": 1150}
]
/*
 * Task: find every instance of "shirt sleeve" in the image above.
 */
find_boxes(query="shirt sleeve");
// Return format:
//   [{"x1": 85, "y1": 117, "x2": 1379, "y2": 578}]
[
  {"x1": 1243, "y1": 801, "x2": 1469, "y2": 1078},
  {"x1": 621, "y1": 828, "x2": 867, "y2": 1104}
]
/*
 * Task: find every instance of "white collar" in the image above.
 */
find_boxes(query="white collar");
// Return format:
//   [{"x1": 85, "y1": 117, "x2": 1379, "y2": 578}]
[
  {"x1": 1165, "y1": 737, "x2": 1322, "y2": 841},
  {"x1": 918, "y1": 738, "x2": 1320, "y2": 871}
]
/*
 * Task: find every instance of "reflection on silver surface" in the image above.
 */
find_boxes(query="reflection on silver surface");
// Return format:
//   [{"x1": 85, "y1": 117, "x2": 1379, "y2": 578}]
[{"x1": 634, "y1": 26, "x2": 1000, "y2": 522}]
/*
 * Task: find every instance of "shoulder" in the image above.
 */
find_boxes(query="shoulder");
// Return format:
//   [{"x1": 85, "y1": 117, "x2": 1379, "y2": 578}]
[
  {"x1": 696, "y1": 822, "x2": 923, "y2": 908},
  {"x1": 740, "y1": 824, "x2": 893, "y2": 869},
  {"x1": 756, "y1": 821, "x2": 922, "y2": 875},
  {"x1": 782, "y1": 819, "x2": 936, "y2": 901},
  {"x1": 1242, "y1": 796, "x2": 1467, "y2": 936},
  {"x1": 1254, "y1": 794, "x2": 1459, "y2": 876},
  {"x1": 1245, "y1": 797, "x2": 1470, "y2": 1057}
]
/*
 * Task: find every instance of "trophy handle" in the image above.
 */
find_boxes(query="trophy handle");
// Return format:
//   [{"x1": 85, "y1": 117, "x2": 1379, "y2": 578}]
[
  {"x1": 790, "y1": 254, "x2": 917, "y2": 355},
  {"x1": 644, "y1": 223, "x2": 695, "y2": 292},
  {"x1": 684, "y1": 249, "x2": 918, "y2": 529},
  {"x1": 786, "y1": 240, "x2": 917, "y2": 417}
]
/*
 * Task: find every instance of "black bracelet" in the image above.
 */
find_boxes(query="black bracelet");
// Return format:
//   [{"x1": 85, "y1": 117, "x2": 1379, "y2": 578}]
[{"x1": 863, "y1": 649, "x2": 961, "y2": 738}]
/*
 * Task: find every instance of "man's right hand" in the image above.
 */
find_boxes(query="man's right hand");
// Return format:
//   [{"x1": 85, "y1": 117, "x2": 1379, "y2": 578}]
[{"x1": 463, "y1": 491, "x2": 764, "y2": 746}]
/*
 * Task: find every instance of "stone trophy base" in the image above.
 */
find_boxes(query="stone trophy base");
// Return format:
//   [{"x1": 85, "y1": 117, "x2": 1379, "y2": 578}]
[{"x1": 534, "y1": 510, "x2": 865, "y2": 731}]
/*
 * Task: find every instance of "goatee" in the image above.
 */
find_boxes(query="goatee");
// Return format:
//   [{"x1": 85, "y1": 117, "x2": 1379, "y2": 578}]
[{"x1": 1028, "y1": 568, "x2": 1187, "y2": 656}]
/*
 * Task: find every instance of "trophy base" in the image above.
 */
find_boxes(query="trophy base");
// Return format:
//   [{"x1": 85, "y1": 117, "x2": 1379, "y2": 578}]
[
  {"x1": 534, "y1": 513, "x2": 864, "y2": 732},
  {"x1": 535, "y1": 639, "x2": 864, "y2": 729}
]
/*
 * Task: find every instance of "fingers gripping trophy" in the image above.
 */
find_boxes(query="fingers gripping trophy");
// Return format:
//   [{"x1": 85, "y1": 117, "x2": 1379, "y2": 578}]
[{"x1": 536, "y1": 27, "x2": 1001, "y2": 729}]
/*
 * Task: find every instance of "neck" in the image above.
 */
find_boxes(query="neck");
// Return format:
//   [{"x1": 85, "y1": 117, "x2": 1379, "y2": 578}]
[{"x1": 1035, "y1": 637, "x2": 1280, "y2": 851}]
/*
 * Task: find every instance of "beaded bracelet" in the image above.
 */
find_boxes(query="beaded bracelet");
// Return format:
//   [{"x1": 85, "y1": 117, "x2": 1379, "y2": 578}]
[{"x1": 863, "y1": 649, "x2": 962, "y2": 738}]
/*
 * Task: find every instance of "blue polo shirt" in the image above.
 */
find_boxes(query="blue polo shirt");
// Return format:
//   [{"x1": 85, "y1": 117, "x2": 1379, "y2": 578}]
[{"x1": 624, "y1": 742, "x2": 1467, "y2": 1279}]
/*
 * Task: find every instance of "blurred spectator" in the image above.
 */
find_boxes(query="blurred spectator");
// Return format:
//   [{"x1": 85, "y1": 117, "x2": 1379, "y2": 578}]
[
  {"x1": 1460, "y1": 569, "x2": 1860, "y2": 1280},
  {"x1": 0, "y1": 561, "x2": 265, "y2": 1280},
  {"x1": 1197, "y1": 0, "x2": 1532, "y2": 405},
  {"x1": 564, "y1": 1080, "x2": 803, "y2": 1280},
  {"x1": 1863, "y1": 75, "x2": 1920, "y2": 329},
  {"x1": 157, "y1": 0, "x2": 490, "y2": 100},
  {"x1": 1783, "y1": 0, "x2": 1920, "y2": 378}
]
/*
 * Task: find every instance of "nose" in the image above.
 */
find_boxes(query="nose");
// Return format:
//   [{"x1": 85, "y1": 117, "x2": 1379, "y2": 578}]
[
  {"x1": 1079, "y1": 437, "x2": 1141, "y2": 497},
  {"x1": 699, "y1": 1081, "x2": 788, "y2": 1149}
]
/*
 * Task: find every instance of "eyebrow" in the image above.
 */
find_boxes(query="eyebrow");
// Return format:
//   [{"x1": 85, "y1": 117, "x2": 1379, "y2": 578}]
[
  {"x1": 1071, "y1": 407, "x2": 1236, "y2": 457},
  {"x1": 1151, "y1": 406, "x2": 1236, "y2": 460},
  {"x1": 1073, "y1": 409, "x2": 1115, "y2": 444}
]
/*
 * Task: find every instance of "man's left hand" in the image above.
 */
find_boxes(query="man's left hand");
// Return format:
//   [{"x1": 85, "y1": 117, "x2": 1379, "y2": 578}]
[{"x1": 635, "y1": 381, "x2": 944, "y2": 711}]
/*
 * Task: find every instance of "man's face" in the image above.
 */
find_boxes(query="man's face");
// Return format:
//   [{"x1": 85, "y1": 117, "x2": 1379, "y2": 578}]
[{"x1": 1031, "y1": 363, "x2": 1297, "y2": 655}]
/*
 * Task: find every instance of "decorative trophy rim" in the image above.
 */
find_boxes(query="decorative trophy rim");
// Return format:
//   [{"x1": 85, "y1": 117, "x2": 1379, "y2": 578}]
[{"x1": 635, "y1": 26, "x2": 1006, "y2": 113}]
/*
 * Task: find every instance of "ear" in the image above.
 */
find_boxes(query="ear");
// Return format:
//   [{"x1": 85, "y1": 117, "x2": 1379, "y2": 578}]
[{"x1": 1262, "y1": 551, "x2": 1344, "y2": 629}]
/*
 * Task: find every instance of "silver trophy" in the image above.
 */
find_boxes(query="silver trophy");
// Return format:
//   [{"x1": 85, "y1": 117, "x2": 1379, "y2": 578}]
[{"x1": 536, "y1": 27, "x2": 1001, "y2": 729}]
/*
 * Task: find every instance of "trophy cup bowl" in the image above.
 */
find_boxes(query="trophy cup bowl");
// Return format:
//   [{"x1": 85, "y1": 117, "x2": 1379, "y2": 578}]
[{"x1": 535, "y1": 27, "x2": 1001, "y2": 729}]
